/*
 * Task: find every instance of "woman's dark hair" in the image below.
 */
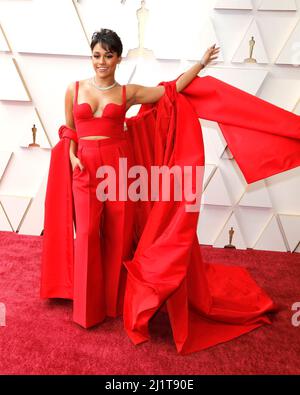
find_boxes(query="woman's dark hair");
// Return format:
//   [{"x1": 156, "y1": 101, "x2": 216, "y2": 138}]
[{"x1": 90, "y1": 28, "x2": 123, "y2": 57}]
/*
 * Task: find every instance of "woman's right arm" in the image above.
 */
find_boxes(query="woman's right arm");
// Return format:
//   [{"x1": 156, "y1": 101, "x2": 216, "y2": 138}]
[
  {"x1": 64, "y1": 83, "x2": 83, "y2": 170},
  {"x1": 64, "y1": 82, "x2": 77, "y2": 159}
]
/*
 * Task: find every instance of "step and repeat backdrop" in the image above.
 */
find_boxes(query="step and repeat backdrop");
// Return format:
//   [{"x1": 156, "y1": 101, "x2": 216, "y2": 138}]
[{"x1": 0, "y1": 0, "x2": 299, "y2": 252}]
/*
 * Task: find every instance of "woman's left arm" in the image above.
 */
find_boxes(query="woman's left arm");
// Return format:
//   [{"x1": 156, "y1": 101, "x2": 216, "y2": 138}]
[
  {"x1": 128, "y1": 84, "x2": 166, "y2": 105},
  {"x1": 129, "y1": 43, "x2": 220, "y2": 105},
  {"x1": 176, "y1": 44, "x2": 220, "y2": 92}
]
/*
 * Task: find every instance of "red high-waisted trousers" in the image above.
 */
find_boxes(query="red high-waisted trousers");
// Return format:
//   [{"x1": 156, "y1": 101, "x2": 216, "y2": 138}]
[{"x1": 72, "y1": 135, "x2": 135, "y2": 328}]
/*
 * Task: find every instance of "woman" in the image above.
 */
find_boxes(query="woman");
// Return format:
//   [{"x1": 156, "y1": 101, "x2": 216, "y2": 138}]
[
  {"x1": 64, "y1": 28, "x2": 219, "y2": 328},
  {"x1": 42, "y1": 28, "x2": 300, "y2": 354}
]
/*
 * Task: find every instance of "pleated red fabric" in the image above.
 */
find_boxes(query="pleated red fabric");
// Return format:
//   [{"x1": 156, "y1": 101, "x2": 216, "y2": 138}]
[{"x1": 40, "y1": 74, "x2": 300, "y2": 354}]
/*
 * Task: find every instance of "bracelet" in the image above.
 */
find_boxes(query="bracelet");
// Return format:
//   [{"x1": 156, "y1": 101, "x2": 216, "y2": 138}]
[{"x1": 199, "y1": 60, "x2": 206, "y2": 68}]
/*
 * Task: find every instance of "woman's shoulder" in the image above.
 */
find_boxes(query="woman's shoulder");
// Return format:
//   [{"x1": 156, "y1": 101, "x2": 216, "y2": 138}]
[
  {"x1": 66, "y1": 80, "x2": 79, "y2": 92},
  {"x1": 124, "y1": 84, "x2": 137, "y2": 105},
  {"x1": 69, "y1": 78, "x2": 89, "y2": 88},
  {"x1": 125, "y1": 83, "x2": 137, "y2": 96},
  {"x1": 66, "y1": 79, "x2": 88, "y2": 96}
]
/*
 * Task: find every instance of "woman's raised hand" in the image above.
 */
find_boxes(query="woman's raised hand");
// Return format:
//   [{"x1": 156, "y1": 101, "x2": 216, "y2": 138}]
[{"x1": 200, "y1": 44, "x2": 220, "y2": 67}]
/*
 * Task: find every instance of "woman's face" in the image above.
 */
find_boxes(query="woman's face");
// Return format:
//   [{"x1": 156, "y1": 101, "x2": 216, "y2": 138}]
[{"x1": 91, "y1": 42, "x2": 121, "y2": 78}]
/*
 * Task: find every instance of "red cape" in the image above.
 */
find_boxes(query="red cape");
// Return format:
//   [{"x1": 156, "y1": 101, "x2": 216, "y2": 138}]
[{"x1": 40, "y1": 75, "x2": 300, "y2": 354}]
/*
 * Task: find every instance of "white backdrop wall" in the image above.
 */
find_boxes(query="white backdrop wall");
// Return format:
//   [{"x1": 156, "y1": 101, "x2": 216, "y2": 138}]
[{"x1": 0, "y1": 0, "x2": 299, "y2": 252}]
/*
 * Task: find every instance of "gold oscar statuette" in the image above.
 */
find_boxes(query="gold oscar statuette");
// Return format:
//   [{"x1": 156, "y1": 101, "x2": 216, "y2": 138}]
[
  {"x1": 127, "y1": 0, "x2": 154, "y2": 59},
  {"x1": 28, "y1": 124, "x2": 40, "y2": 147},
  {"x1": 224, "y1": 226, "x2": 236, "y2": 249},
  {"x1": 244, "y1": 36, "x2": 257, "y2": 63}
]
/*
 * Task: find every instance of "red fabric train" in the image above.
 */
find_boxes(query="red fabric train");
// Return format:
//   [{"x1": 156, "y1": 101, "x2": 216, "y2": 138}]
[{"x1": 40, "y1": 74, "x2": 300, "y2": 354}]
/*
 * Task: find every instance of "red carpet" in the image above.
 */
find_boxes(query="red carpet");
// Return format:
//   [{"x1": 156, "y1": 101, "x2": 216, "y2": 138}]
[{"x1": 0, "y1": 230, "x2": 299, "y2": 375}]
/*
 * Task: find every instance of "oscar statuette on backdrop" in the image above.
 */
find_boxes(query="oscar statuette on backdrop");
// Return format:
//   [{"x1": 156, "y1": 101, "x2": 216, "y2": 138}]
[
  {"x1": 28, "y1": 124, "x2": 40, "y2": 147},
  {"x1": 127, "y1": 0, "x2": 154, "y2": 59},
  {"x1": 244, "y1": 36, "x2": 257, "y2": 63},
  {"x1": 224, "y1": 226, "x2": 236, "y2": 249}
]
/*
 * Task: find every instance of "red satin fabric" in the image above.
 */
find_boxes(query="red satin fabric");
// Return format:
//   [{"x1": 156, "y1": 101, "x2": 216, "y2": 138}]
[
  {"x1": 72, "y1": 137, "x2": 135, "y2": 328},
  {"x1": 40, "y1": 126, "x2": 75, "y2": 299},
  {"x1": 40, "y1": 75, "x2": 300, "y2": 354},
  {"x1": 73, "y1": 81, "x2": 127, "y2": 139},
  {"x1": 182, "y1": 75, "x2": 300, "y2": 183}
]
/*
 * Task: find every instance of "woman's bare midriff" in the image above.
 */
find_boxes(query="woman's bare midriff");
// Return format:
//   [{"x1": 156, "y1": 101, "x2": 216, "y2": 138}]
[{"x1": 79, "y1": 136, "x2": 111, "y2": 140}]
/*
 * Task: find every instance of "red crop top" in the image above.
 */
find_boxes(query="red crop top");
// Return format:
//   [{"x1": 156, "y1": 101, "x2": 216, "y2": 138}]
[{"x1": 73, "y1": 80, "x2": 127, "y2": 139}]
